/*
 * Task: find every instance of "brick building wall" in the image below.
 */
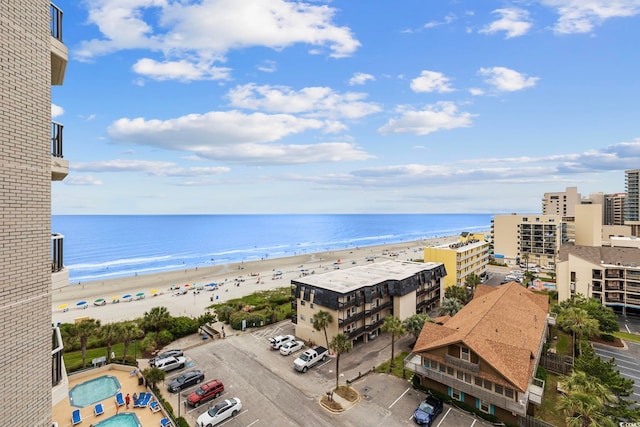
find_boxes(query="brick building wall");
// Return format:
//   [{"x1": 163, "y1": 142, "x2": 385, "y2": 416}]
[{"x1": 0, "y1": 1, "x2": 54, "y2": 425}]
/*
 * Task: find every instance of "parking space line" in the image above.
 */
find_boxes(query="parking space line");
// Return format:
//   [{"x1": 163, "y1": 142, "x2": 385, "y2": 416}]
[
  {"x1": 470, "y1": 419, "x2": 477, "y2": 427},
  {"x1": 246, "y1": 419, "x2": 259, "y2": 427},
  {"x1": 388, "y1": 387, "x2": 410, "y2": 409},
  {"x1": 435, "y1": 407, "x2": 452, "y2": 427}
]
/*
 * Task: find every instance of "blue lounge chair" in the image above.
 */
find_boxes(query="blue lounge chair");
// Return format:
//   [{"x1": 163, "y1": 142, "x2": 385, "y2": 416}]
[
  {"x1": 94, "y1": 402, "x2": 104, "y2": 416},
  {"x1": 150, "y1": 401, "x2": 161, "y2": 413},
  {"x1": 71, "y1": 409, "x2": 82, "y2": 425},
  {"x1": 135, "y1": 392, "x2": 151, "y2": 408},
  {"x1": 115, "y1": 392, "x2": 125, "y2": 407},
  {"x1": 160, "y1": 418, "x2": 172, "y2": 427}
]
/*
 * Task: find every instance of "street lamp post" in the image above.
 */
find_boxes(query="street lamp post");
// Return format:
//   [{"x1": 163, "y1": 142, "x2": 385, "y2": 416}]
[
  {"x1": 178, "y1": 392, "x2": 181, "y2": 419},
  {"x1": 132, "y1": 339, "x2": 137, "y2": 366}
]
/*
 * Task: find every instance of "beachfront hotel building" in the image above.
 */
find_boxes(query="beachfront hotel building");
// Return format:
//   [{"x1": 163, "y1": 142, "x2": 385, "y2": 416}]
[
  {"x1": 556, "y1": 245, "x2": 640, "y2": 315},
  {"x1": 625, "y1": 170, "x2": 640, "y2": 236},
  {"x1": 1, "y1": 1, "x2": 68, "y2": 425},
  {"x1": 491, "y1": 214, "x2": 565, "y2": 269},
  {"x1": 404, "y1": 283, "x2": 549, "y2": 425},
  {"x1": 542, "y1": 186, "x2": 581, "y2": 217},
  {"x1": 423, "y1": 232, "x2": 489, "y2": 288},
  {"x1": 292, "y1": 260, "x2": 446, "y2": 346}
]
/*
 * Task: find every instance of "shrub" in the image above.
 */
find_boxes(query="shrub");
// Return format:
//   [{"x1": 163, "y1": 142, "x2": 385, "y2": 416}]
[
  {"x1": 536, "y1": 366, "x2": 548, "y2": 381},
  {"x1": 215, "y1": 305, "x2": 236, "y2": 323},
  {"x1": 169, "y1": 316, "x2": 198, "y2": 338},
  {"x1": 229, "y1": 311, "x2": 265, "y2": 330},
  {"x1": 157, "y1": 329, "x2": 174, "y2": 346}
]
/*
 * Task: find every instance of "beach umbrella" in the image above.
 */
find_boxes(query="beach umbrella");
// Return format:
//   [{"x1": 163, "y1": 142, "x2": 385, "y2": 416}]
[
  {"x1": 58, "y1": 303, "x2": 68, "y2": 311},
  {"x1": 94, "y1": 298, "x2": 106, "y2": 306},
  {"x1": 150, "y1": 289, "x2": 158, "y2": 295},
  {"x1": 76, "y1": 301, "x2": 87, "y2": 309},
  {"x1": 136, "y1": 292, "x2": 144, "y2": 296},
  {"x1": 111, "y1": 296, "x2": 120, "y2": 302},
  {"x1": 122, "y1": 294, "x2": 132, "y2": 302},
  {"x1": 184, "y1": 283, "x2": 191, "y2": 287}
]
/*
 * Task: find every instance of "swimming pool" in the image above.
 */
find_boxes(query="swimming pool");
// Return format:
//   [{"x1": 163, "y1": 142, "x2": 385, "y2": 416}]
[
  {"x1": 69, "y1": 375, "x2": 121, "y2": 407},
  {"x1": 94, "y1": 413, "x2": 141, "y2": 427}
]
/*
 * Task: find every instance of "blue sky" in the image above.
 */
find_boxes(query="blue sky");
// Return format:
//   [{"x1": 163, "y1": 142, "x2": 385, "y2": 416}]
[{"x1": 52, "y1": 0, "x2": 640, "y2": 214}]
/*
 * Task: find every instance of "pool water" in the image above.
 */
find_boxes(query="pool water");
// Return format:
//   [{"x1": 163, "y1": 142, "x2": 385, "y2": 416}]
[
  {"x1": 94, "y1": 413, "x2": 141, "y2": 427},
  {"x1": 69, "y1": 375, "x2": 121, "y2": 407}
]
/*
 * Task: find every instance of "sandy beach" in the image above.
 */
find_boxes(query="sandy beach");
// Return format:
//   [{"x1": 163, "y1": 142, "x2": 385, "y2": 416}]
[{"x1": 52, "y1": 235, "x2": 465, "y2": 325}]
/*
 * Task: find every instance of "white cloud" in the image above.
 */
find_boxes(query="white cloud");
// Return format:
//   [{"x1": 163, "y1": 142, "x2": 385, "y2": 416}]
[
  {"x1": 540, "y1": 0, "x2": 640, "y2": 34},
  {"x1": 132, "y1": 58, "x2": 231, "y2": 81},
  {"x1": 469, "y1": 88, "x2": 485, "y2": 96},
  {"x1": 257, "y1": 60, "x2": 277, "y2": 73},
  {"x1": 478, "y1": 66, "x2": 539, "y2": 92},
  {"x1": 65, "y1": 175, "x2": 103, "y2": 185},
  {"x1": 107, "y1": 111, "x2": 373, "y2": 164},
  {"x1": 410, "y1": 71, "x2": 454, "y2": 93},
  {"x1": 378, "y1": 102, "x2": 474, "y2": 136},
  {"x1": 226, "y1": 83, "x2": 381, "y2": 119},
  {"x1": 423, "y1": 14, "x2": 456, "y2": 29},
  {"x1": 72, "y1": 159, "x2": 231, "y2": 177},
  {"x1": 76, "y1": 0, "x2": 360, "y2": 80},
  {"x1": 480, "y1": 8, "x2": 533, "y2": 38},
  {"x1": 349, "y1": 72, "x2": 375, "y2": 86},
  {"x1": 52, "y1": 104, "x2": 64, "y2": 118}
]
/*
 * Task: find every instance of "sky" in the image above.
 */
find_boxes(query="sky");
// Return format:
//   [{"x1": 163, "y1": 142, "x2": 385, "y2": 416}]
[{"x1": 52, "y1": 0, "x2": 640, "y2": 215}]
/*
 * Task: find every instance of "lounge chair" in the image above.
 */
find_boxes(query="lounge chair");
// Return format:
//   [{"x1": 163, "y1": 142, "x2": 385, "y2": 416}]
[
  {"x1": 150, "y1": 401, "x2": 161, "y2": 413},
  {"x1": 94, "y1": 403, "x2": 104, "y2": 416},
  {"x1": 115, "y1": 392, "x2": 125, "y2": 407},
  {"x1": 135, "y1": 392, "x2": 151, "y2": 408},
  {"x1": 71, "y1": 409, "x2": 82, "y2": 425},
  {"x1": 129, "y1": 368, "x2": 137, "y2": 376},
  {"x1": 160, "y1": 418, "x2": 172, "y2": 427}
]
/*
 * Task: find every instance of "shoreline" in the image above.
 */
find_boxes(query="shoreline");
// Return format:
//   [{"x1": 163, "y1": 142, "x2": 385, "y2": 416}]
[{"x1": 52, "y1": 233, "x2": 481, "y2": 324}]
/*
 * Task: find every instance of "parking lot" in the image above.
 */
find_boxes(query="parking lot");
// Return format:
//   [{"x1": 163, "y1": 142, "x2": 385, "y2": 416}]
[{"x1": 156, "y1": 321, "x2": 495, "y2": 426}]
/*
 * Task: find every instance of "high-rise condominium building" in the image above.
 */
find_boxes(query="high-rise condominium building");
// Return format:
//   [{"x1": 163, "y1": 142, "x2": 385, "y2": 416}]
[
  {"x1": 605, "y1": 193, "x2": 626, "y2": 226},
  {"x1": 542, "y1": 186, "x2": 581, "y2": 217},
  {"x1": 625, "y1": 170, "x2": 640, "y2": 236},
  {"x1": 1, "y1": 2, "x2": 68, "y2": 425}
]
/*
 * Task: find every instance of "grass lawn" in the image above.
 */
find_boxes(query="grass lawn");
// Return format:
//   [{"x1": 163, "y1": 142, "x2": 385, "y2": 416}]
[
  {"x1": 374, "y1": 351, "x2": 410, "y2": 379},
  {"x1": 536, "y1": 372, "x2": 567, "y2": 427},
  {"x1": 63, "y1": 342, "x2": 136, "y2": 372},
  {"x1": 613, "y1": 331, "x2": 640, "y2": 343},
  {"x1": 550, "y1": 327, "x2": 573, "y2": 356}
]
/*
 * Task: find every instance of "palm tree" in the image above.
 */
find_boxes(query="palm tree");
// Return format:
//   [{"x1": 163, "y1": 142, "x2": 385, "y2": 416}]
[
  {"x1": 439, "y1": 297, "x2": 463, "y2": 316},
  {"x1": 142, "y1": 306, "x2": 172, "y2": 332},
  {"x1": 402, "y1": 313, "x2": 432, "y2": 344},
  {"x1": 559, "y1": 371, "x2": 612, "y2": 404},
  {"x1": 75, "y1": 319, "x2": 101, "y2": 368},
  {"x1": 121, "y1": 321, "x2": 143, "y2": 363},
  {"x1": 381, "y1": 316, "x2": 406, "y2": 372},
  {"x1": 464, "y1": 273, "x2": 481, "y2": 299},
  {"x1": 142, "y1": 367, "x2": 165, "y2": 392},
  {"x1": 312, "y1": 310, "x2": 334, "y2": 349},
  {"x1": 557, "y1": 390, "x2": 615, "y2": 427},
  {"x1": 558, "y1": 307, "x2": 600, "y2": 357},
  {"x1": 329, "y1": 333, "x2": 353, "y2": 390},
  {"x1": 101, "y1": 323, "x2": 123, "y2": 363}
]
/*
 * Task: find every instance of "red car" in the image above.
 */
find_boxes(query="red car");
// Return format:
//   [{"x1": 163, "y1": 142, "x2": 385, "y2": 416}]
[{"x1": 186, "y1": 379, "x2": 225, "y2": 407}]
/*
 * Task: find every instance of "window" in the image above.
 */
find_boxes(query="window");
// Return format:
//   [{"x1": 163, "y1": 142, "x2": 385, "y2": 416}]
[
  {"x1": 300, "y1": 300, "x2": 305, "y2": 306},
  {"x1": 447, "y1": 366, "x2": 454, "y2": 376},
  {"x1": 464, "y1": 373, "x2": 472, "y2": 384},
  {"x1": 431, "y1": 361, "x2": 438, "y2": 371},
  {"x1": 461, "y1": 346, "x2": 470, "y2": 362},
  {"x1": 300, "y1": 314, "x2": 305, "y2": 321},
  {"x1": 483, "y1": 379, "x2": 492, "y2": 390},
  {"x1": 310, "y1": 303, "x2": 314, "y2": 309},
  {"x1": 475, "y1": 377, "x2": 483, "y2": 386},
  {"x1": 439, "y1": 364, "x2": 445, "y2": 373},
  {"x1": 494, "y1": 384, "x2": 503, "y2": 395},
  {"x1": 456, "y1": 370, "x2": 463, "y2": 380},
  {"x1": 451, "y1": 389, "x2": 461, "y2": 401},
  {"x1": 351, "y1": 307, "x2": 357, "y2": 314},
  {"x1": 479, "y1": 400, "x2": 490, "y2": 413},
  {"x1": 505, "y1": 388, "x2": 514, "y2": 399}
]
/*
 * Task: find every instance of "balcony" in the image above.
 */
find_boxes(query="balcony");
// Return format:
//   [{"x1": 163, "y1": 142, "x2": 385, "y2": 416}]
[
  {"x1": 404, "y1": 354, "x2": 527, "y2": 416},
  {"x1": 52, "y1": 233, "x2": 68, "y2": 290},
  {"x1": 445, "y1": 354, "x2": 479, "y2": 374},
  {"x1": 50, "y1": 3, "x2": 68, "y2": 85},
  {"x1": 51, "y1": 121, "x2": 68, "y2": 180}
]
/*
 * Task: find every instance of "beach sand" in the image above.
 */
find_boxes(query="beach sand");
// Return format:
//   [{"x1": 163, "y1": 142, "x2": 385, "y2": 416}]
[{"x1": 52, "y1": 235, "x2": 465, "y2": 325}]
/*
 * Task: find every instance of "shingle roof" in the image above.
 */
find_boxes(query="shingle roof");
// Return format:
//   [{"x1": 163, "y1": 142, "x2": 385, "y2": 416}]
[
  {"x1": 558, "y1": 245, "x2": 640, "y2": 266},
  {"x1": 413, "y1": 282, "x2": 548, "y2": 392}
]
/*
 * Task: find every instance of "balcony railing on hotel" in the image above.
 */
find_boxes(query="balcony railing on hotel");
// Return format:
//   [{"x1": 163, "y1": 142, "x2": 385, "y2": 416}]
[
  {"x1": 52, "y1": 326, "x2": 64, "y2": 386},
  {"x1": 52, "y1": 233, "x2": 64, "y2": 272},
  {"x1": 50, "y1": 3, "x2": 63, "y2": 41},
  {"x1": 51, "y1": 121, "x2": 63, "y2": 158},
  {"x1": 404, "y1": 354, "x2": 527, "y2": 416}
]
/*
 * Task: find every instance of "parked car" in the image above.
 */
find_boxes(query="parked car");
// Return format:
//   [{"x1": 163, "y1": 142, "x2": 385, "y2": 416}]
[
  {"x1": 187, "y1": 379, "x2": 225, "y2": 407},
  {"x1": 279, "y1": 340, "x2": 304, "y2": 356},
  {"x1": 413, "y1": 395, "x2": 443, "y2": 426},
  {"x1": 167, "y1": 369, "x2": 205, "y2": 393},
  {"x1": 269, "y1": 334, "x2": 295, "y2": 350},
  {"x1": 153, "y1": 356, "x2": 186, "y2": 372},
  {"x1": 196, "y1": 398, "x2": 242, "y2": 427},
  {"x1": 150, "y1": 349, "x2": 183, "y2": 366}
]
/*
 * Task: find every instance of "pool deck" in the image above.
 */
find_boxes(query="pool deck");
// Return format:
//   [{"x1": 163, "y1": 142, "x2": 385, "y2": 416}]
[{"x1": 53, "y1": 364, "x2": 170, "y2": 427}]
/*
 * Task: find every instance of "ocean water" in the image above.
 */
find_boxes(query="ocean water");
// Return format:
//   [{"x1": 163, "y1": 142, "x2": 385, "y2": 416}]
[{"x1": 52, "y1": 214, "x2": 493, "y2": 283}]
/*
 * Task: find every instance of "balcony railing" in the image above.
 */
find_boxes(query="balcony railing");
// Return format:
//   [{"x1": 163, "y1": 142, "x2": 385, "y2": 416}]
[
  {"x1": 51, "y1": 121, "x2": 63, "y2": 158},
  {"x1": 445, "y1": 354, "x2": 479, "y2": 373},
  {"x1": 338, "y1": 310, "x2": 366, "y2": 327},
  {"x1": 404, "y1": 354, "x2": 526, "y2": 416},
  {"x1": 50, "y1": 2, "x2": 63, "y2": 41},
  {"x1": 52, "y1": 233, "x2": 64, "y2": 272}
]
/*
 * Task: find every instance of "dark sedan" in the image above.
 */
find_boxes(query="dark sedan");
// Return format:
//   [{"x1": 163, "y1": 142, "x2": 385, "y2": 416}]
[
  {"x1": 168, "y1": 369, "x2": 205, "y2": 393},
  {"x1": 413, "y1": 395, "x2": 443, "y2": 426}
]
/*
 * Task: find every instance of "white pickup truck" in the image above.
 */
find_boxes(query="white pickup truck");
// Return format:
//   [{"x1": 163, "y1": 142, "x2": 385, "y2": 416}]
[{"x1": 293, "y1": 346, "x2": 328, "y2": 372}]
